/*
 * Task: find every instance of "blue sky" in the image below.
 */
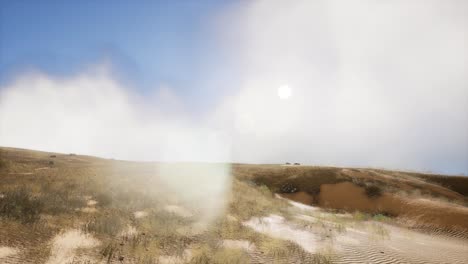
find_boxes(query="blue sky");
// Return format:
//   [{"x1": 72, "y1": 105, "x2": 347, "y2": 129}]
[{"x1": 0, "y1": 0, "x2": 238, "y2": 112}]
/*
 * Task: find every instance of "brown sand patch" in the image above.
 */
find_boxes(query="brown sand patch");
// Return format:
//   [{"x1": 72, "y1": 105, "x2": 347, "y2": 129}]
[
  {"x1": 318, "y1": 182, "x2": 468, "y2": 231},
  {"x1": 318, "y1": 182, "x2": 403, "y2": 214}
]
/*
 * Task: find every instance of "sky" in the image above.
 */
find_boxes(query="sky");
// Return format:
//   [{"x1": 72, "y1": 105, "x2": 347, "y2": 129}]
[
  {"x1": 0, "y1": 0, "x2": 467, "y2": 175},
  {"x1": 0, "y1": 0, "x2": 237, "y2": 112}
]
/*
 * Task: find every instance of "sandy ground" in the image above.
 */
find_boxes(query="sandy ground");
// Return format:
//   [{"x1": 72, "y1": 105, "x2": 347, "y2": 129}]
[
  {"x1": 1, "y1": 198, "x2": 466, "y2": 263},
  {"x1": 244, "y1": 196, "x2": 468, "y2": 263},
  {"x1": 133, "y1": 210, "x2": 148, "y2": 219},
  {"x1": 244, "y1": 214, "x2": 319, "y2": 253},
  {"x1": 119, "y1": 225, "x2": 138, "y2": 237},
  {"x1": 79, "y1": 198, "x2": 98, "y2": 213},
  {"x1": 319, "y1": 181, "x2": 468, "y2": 231},
  {"x1": 158, "y1": 249, "x2": 192, "y2": 264},
  {"x1": 46, "y1": 229, "x2": 99, "y2": 264},
  {"x1": 222, "y1": 239, "x2": 256, "y2": 251},
  {"x1": 276, "y1": 193, "x2": 318, "y2": 212},
  {"x1": 34, "y1": 167, "x2": 50, "y2": 171},
  {"x1": 332, "y1": 223, "x2": 468, "y2": 264},
  {"x1": 0, "y1": 246, "x2": 19, "y2": 259},
  {"x1": 2, "y1": 148, "x2": 466, "y2": 263},
  {"x1": 164, "y1": 205, "x2": 193, "y2": 218}
]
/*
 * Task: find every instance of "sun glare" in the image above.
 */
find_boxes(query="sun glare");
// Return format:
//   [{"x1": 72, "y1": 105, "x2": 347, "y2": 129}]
[{"x1": 278, "y1": 85, "x2": 292, "y2": 100}]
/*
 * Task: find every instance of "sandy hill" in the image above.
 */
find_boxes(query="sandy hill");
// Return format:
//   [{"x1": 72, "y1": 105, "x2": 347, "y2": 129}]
[
  {"x1": 1, "y1": 147, "x2": 467, "y2": 263},
  {"x1": 233, "y1": 164, "x2": 468, "y2": 234}
]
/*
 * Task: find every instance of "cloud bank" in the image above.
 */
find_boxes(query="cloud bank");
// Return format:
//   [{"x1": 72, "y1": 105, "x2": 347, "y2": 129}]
[
  {"x1": 219, "y1": 0, "x2": 468, "y2": 174},
  {"x1": 1, "y1": 0, "x2": 467, "y2": 174},
  {"x1": 0, "y1": 66, "x2": 230, "y2": 163}
]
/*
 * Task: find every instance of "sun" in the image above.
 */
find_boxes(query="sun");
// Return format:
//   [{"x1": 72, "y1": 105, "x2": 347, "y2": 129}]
[{"x1": 278, "y1": 85, "x2": 292, "y2": 100}]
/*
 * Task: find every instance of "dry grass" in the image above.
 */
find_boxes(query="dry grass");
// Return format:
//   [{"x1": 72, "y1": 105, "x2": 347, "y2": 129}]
[
  {"x1": 0, "y1": 147, "x2": 466, "y2": 263},
  {"x1": 369, "y1": 223, "x2": 390, "y2": 239},
  {"x1": 0, "y1": 188, "x2": 44, "y2": 223},
  {"x1": 351, "y1": 211, "x2": 391, "y2": 223},
  {"x1": 189, "y1": 246, "x2": 250, "y2": 264},
  {"x1": 234, "y1": 165, "x2": 349, "y2": 197},
  {"x1": 412, "y1": 173, "x2": 468, "y2": 196},
  {"x1": 228, "y1": 179, "x2": 291, "y2": 221},
  {"x1": 83, "y1": 212, "x2": 126, "y2": 236}
]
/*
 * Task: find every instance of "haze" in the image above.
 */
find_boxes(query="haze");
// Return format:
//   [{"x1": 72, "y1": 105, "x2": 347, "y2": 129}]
[{"x1": 1, "y1": 0, "x2": 467, "y2": 175}]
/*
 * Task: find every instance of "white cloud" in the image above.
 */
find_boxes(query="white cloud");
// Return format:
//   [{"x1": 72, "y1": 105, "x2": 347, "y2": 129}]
[
  {"x1": 0, "y1": 65, "x2": 230, "y2": 163},
  {"x1": 216, "y1": 0, "x2": 468, "y2": 174},
  {"x1": 0, "y1": 1, "x2": 467, "y2": 174},
  {"x1": 0, "y1": 65, "x2": 232, "y2": 224}
]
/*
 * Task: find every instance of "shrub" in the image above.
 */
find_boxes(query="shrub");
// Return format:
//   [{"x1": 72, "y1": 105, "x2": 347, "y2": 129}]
[
  {"x1": 189, "y1": 247, "x2": 212, "y2": 264},
  {"x1": 373, "y1": 213, "x2": 393, "y2": 222},
  {"x1": 100, "y1": 242, "x2": 118, "y2": 263},
  {"x1": 279, "y1": 182, "x2": 298, "y2": 193},
  {"x1": 248, "y1": 167, "x2": 348, "y2": 196},
  {"x1": 40, "y1": 190, "x2": 86, "y2": 214},
  {"x1": 353, "y1": 211, "x2": 370, "y2": 221},
  {"x1": 258, "y1": 184, "x2": 273, "y2": 196},
  {"x1": 0, "y1": 157, "x2": 8, "y2": 170},
  {"x1": 94, "y1": 192, "x2": 113, "y2": 207},
  {"x1": 370, "y1": 223, "x2": 390, "y2": 239},
  {"x1": 0, "y1": 189, "x2": 43, "y2": 223},
  {"x1": 364, "y1": 185, "x2": 382, "y2": 198}
]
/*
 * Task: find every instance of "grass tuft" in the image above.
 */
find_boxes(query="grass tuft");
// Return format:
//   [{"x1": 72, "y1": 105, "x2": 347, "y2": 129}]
[
  {"x1": 189, "y1": 246, "x2": 249, "y2": 264},
  {"x1": 84, "y1": 213, "x2": 126, "y2": 236},
  {"x1": 0, "y1": 189, "x2": 43, "y2": 223}
]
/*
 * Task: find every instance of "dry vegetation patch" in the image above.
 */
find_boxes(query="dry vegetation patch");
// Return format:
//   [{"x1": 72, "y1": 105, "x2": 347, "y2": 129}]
[{"x1": 1, "y1": 147, "x2": 467, "y2": 263}]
